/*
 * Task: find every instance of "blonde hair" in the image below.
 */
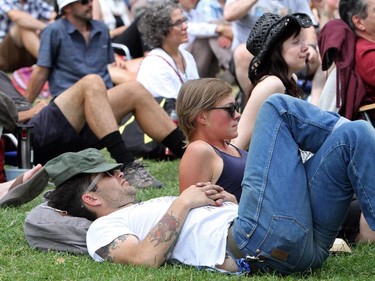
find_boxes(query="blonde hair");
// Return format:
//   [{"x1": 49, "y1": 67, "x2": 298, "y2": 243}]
[{"x1": 176, "y1": 78, "x2": 233, "y2": 142}]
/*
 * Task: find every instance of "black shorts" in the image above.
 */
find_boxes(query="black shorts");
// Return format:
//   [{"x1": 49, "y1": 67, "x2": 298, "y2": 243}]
[{"x1": 28, "y1": 100, "x2": 102, "y2": 165}]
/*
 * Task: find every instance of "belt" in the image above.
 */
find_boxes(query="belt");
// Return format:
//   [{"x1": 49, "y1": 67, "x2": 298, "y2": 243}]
[
  {"x1": 227, "y1": 223, "x2": 267, "y2": 274},
  {"x1": 227, "y1": 223, "x2": 245, "y2": 259}
]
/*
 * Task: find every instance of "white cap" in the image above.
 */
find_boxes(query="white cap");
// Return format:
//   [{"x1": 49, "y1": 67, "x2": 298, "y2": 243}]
[{"x1": 57, "y1": 0, "x2": 79, "y2": 12}]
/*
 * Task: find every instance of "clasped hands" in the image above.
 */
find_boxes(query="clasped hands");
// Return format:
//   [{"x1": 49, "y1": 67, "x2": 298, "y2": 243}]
[{"x1": 180, "y1": 182, "x2": 238, "y2": 210}]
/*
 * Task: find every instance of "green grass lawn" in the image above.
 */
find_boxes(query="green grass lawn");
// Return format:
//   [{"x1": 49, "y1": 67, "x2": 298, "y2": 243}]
[{"x1": 1, "y1": 156, "x2": 375, "y2": 280}]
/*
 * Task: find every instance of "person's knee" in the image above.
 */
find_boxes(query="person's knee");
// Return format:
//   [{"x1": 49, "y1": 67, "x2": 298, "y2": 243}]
[
  {"x1": 336, "y1": 120, "x2": 375, "y2": 150},
  {"x1": 80, "y1": 74, "x2": 104, "y2": 86},
  {"x1": 80, "y1": 74, "x2": 107, "y2": 93},
  {"x1": 349, "y1": 120, "x2": 374, "y2": 140},
  {"x1": 110, "y1": 80, "x2": 154, "y2": 109}
]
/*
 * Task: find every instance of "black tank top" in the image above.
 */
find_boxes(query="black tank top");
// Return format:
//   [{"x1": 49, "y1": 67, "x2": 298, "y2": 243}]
[{"x1": 211, "y1": 144, "x2": 248, "y2": 201}]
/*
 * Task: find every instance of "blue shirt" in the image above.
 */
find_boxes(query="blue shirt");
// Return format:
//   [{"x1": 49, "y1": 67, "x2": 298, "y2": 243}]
[
  {"x1": 0, "y1": 0, "x2": 53, "y2": 42},
  {"x1": 37, "y1": 18, "x2": 114, "y2": 97}
]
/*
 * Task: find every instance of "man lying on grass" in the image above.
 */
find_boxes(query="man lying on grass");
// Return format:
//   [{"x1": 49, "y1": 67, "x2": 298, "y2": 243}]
[{"x1": 38, "y1": 94, "x2": 375, "y2": 275}]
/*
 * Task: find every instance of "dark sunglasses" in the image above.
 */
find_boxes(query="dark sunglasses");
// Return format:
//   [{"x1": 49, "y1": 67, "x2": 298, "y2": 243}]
[
  {"x1": 79, "y1": 0, "x2": 92, "y2": 5},
  {"x1": 170, "y1": 17, "x2": 188, "y2": 27},
  {"x1": 208, "y1": 102, "x2": 240, "y2": 118}
]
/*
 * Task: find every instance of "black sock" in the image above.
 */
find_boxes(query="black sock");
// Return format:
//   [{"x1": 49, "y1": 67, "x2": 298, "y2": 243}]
[
  {"x1": 161, "y1": 128, "x2": 186, "y2": 158},
  {"x1": 101, "y1": 131, "x2": 135, "y2": 166}
]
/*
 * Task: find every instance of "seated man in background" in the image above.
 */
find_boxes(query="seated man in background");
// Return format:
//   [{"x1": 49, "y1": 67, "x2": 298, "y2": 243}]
[
  {"x1": 339, "y1": 0, "x2": 375, "y2": 116},
  {"x1": 25, "y1": 0, "x2": 133, "y2": 103},
  {"x1": 0, "y1": 0, "x2": 55, "y2": 72}
]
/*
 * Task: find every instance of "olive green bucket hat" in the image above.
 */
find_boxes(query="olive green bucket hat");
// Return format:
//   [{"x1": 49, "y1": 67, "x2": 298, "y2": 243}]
[{"x1": 45, "y1": 148, "x2": 123, "y2": 187}]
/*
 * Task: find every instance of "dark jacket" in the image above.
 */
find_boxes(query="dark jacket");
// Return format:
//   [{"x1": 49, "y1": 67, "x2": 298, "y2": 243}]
[{"x1": 318, "y1": 19, "x2": 366, "y2": 120}]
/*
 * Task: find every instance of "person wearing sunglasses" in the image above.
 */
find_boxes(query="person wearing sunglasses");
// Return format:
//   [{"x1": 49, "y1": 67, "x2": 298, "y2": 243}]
[
  {"x1": 24, "y1": 0, "x2": 135, "y2": 103},
  {"x1": 176, "y1": 78, "x2": 246, "y2": 202}
]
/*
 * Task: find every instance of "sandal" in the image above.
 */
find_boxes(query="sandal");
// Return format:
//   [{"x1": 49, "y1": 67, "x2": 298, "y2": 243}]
[{"x1": 0, "y1": 168, "x2": 49, "y2": 207}]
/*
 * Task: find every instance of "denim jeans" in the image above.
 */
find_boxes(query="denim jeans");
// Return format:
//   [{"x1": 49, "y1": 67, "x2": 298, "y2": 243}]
[{"x1": 232, "y1": 94, "x2": 375, "y2": 274}]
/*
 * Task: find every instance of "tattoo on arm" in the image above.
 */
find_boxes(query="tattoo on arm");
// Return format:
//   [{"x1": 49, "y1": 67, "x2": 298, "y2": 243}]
[
  {"x1": 95, "y1": 234, "x2": 130, "y2": 262},
  {"x1": 148, "y1": 212, "x2": 180, "y2": 257}
]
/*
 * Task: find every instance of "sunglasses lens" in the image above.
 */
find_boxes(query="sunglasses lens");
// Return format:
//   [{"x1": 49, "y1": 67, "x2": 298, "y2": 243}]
[
  {"x1": 230, "y1": 103, "x2": 239, "y2": 117},
  {"x1": 80, "y1": 0, "x2": 89, "y2": 4}
]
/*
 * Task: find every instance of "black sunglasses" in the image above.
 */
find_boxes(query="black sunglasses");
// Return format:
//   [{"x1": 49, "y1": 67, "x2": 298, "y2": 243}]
[{"x1": 208, "y1": 102, "x2": 240, "y2": 118}]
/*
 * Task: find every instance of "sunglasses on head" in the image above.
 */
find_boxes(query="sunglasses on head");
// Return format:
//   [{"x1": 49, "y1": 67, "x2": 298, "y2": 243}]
[{"x1": 208, "y1": 102, "x2": 240, "y2": 118}]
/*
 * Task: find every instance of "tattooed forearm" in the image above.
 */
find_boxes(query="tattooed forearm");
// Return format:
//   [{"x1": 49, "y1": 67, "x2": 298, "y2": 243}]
[
  {"x1": 95, "y1": 234, "x2": 130, "y2": 262},
  {"x1": 149, "y1": 212, "x2": 180, "y2": 247}
]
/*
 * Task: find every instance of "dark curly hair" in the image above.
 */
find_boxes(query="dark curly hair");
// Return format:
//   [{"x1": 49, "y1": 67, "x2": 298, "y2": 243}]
[
  {"x1": 138, "y1": 0, "x2": 180, "y2": 49},
  {"x1": 46, "y1": 173, "x2": 97, "y2": 221}
]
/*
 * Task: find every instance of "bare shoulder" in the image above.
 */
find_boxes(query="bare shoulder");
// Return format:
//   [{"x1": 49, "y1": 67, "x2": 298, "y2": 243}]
[
  {"x1": 251, "y1": 76, "x2": 284, "y2": 98},
  {"x1": 185, "y1": 140, "x2": 215, "y2": 154},
  {"x1": 257, "y1": 75, "x2": 285, "y2": 91}
]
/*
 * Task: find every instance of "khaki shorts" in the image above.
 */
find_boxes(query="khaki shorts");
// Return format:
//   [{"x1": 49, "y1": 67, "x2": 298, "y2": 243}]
[{"x1": 0, "y1": 33, "x2": 36, "y2": 72}]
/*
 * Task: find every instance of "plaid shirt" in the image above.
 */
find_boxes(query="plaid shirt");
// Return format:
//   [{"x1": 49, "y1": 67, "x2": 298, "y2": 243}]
[{"x1": 0, "y1": 0, "x2": 53, "y2": 42}]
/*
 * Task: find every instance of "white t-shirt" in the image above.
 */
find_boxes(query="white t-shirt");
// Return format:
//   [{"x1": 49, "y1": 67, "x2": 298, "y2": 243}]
[
  {"x1": 136, "y1": 48, "x2": 199, "y2": 99},
  {"x1": 87, "y1": 196, "x2": 238, "y2": 268},
  {"x1": 227, "y1": 0, "x2": 318, "y2": 49}
]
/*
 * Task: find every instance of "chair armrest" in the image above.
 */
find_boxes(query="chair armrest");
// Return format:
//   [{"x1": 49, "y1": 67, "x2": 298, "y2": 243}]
[
  {"x1": 111, "y1": 43, "x2": 132, "y2": 61},
  {"x1": 359, "y1": 103, "x2": 375, "y2": 112}
]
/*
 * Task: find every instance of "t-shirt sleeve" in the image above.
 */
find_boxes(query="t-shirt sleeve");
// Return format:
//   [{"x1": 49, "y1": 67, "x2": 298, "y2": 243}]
[
  {"x1": 86, "y1": 217, "x2": 136, "y2": 262},
  {"x1": 37, "y1": 25, "x2": 57, "y2": 68}
]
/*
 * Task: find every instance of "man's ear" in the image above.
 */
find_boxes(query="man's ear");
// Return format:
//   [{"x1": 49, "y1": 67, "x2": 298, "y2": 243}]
[
  {"x1": 352, "y1": 15, "x2": 366, "y2": 31},
  {"x1": 82, "y1": 193, "x2": 101, "y2": 207}
]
